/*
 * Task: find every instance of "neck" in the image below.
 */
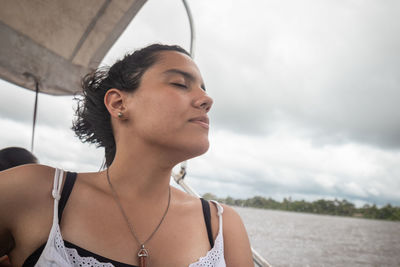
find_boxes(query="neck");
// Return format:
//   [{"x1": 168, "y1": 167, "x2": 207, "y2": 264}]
[{"x1": 104, "y1": 143, "x2": 179, "y2": 202}]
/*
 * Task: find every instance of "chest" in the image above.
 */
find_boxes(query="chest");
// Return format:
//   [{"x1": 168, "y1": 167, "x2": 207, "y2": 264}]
[{"x1": 59, "y1": 193, "x2": 214, "y2": 267}]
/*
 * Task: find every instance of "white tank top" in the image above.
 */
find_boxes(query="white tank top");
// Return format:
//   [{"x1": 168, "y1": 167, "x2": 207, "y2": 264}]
[{"x1": 34, "y1": 168, "x2": 226, "y2": 267}]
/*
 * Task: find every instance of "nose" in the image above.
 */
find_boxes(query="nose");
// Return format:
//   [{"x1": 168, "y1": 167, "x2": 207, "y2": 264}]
[{"x1": 194, "y1": 93, "x2": 213, "y2": 112}]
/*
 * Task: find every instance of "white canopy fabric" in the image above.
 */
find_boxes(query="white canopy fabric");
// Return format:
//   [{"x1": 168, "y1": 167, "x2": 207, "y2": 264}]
[{"x1": 0, "y1": 0, "x2": 147, "y2": 95}]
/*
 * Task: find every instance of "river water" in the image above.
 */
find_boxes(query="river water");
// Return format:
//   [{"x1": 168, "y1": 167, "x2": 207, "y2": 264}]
[{"x1": 234, "y1": 207, "x2": 400, "y2": 267}]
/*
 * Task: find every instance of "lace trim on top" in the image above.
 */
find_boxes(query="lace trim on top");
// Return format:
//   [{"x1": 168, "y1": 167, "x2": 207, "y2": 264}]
[
  {"x1": 65, "y1": 247, "x2": 114, "y2": 267},
  {"x1": 55, "y1": 226, "x2": 114, "y2": 267}
]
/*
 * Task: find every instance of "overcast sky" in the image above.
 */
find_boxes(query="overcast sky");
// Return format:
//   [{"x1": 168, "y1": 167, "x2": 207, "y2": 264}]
[{"x1": 1, "y1": 0, "x2": 399, "y2": 207}]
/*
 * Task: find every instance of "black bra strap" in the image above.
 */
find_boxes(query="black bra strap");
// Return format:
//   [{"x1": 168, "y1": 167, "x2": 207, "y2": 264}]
[
  {"x1": 58, "y1": 172, "x2": 77, "y2": 222},
  {"x1": 200, "y1": 198, "x2": 214, "y2": 248}
]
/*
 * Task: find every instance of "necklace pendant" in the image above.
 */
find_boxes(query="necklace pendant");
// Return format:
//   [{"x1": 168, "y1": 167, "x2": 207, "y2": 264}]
[{"x1": 138, "y1": 245, "x2": 148, "y2": 267}]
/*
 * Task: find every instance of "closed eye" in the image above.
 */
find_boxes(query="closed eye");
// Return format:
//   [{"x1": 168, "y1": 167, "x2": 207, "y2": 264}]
[{"x1": 171, "y1": 83, "x2": 188, "y2": 88}]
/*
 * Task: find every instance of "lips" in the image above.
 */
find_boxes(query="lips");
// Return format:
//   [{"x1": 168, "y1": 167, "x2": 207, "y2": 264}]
[{"x1": 189, "y1": 115, "x2": 209, "y2": 129}]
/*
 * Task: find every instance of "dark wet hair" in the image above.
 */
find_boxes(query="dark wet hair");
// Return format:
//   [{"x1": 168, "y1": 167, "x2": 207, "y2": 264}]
[
  {"x1": 72, "y1": 44, "x2": 190, "y2": 167},
  {"x1": 0, "y1": 147, "x2": 38, "y2": 171}
]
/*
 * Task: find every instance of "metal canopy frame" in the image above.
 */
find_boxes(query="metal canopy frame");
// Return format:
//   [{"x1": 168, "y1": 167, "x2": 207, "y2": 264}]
[{"x1": 0, "y1": 0, "x2": 147, "y2": 95}]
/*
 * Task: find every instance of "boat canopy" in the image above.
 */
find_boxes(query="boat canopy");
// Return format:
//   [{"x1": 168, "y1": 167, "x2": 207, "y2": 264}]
[{"x1": 0, "y1": 0, "x2": 147, "y2": 95}]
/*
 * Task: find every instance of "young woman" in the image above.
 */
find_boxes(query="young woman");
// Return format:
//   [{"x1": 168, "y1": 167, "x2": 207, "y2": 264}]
[{"x1": 0, "y1": 44, "x2": 253, "y2": 267}]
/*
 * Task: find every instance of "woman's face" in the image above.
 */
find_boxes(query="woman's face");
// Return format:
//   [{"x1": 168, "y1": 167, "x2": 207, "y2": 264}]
[{"x1": 123, "y1": 51, "x2": 213, "y2": 160}]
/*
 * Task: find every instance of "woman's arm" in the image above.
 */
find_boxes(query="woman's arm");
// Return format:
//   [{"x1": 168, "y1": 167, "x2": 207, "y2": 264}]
[{"x1": 221, "y1": 204, "x2": 254, "y2": 267}]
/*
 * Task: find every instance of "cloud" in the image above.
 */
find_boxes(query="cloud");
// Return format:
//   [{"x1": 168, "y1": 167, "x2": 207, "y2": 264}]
[
  {"x1": 0, "y1": 82, "x2": 104, "y2": 171},
  {"x1": 102, "y1": 0, "x2": 191, "y2": 65},
  {"x1": 0, "y1": 80, "x2": 36, "y2": 123},
  {"x1": 0, "y1": 79, "x2": 76, "y2": 129},
  {"x1": 186, "y1": 129, "x2": 400, "y2": 206},
  {"x1": 191, "y1": 0, "x2": 400, "y2": 149},
  {"x1": 0, "y1": 118, "x2": 33, "y2": 149},
  {"x1": 33, "y1": 123, "x2": 104, "y2": 171},
  {"x1": 1, "y1": 0, "x2": 399, "y2": 208}
]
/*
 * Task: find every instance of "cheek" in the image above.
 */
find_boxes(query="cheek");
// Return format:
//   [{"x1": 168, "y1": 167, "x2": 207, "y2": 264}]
[
  {"x1": 134, "y1": 98, "x2": 185, "y2": 134},
  {"x1": 149, "y1": 93, "x2": 187, "y2": 122}
]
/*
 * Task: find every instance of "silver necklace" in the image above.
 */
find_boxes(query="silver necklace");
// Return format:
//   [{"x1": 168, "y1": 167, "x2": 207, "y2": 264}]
[{"x1": 106, "y1": 168, "x2": 171, "y2": 267}]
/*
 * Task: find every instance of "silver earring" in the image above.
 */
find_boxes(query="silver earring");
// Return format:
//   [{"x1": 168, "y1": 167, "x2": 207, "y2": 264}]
[{"x1": 117, "y1": 112, "x2": 123, "y2": 118}]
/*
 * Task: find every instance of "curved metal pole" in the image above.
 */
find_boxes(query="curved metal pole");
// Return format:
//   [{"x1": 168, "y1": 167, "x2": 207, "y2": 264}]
[
  {"x1": 175, "y1": 0, "x2": 197, "y2": 192},
  {"x1": 173, "y1": 0, "x2": 196, "y2": 198},
  {"x1": 31, "y1": 82, "x2": 39, "y2": 152},
  {"x1": 182, "y1": 0, "x2": 196, "y2": 57},
  {"x1": 23, "y1": 73, "x2": 40, "y2": 153}
]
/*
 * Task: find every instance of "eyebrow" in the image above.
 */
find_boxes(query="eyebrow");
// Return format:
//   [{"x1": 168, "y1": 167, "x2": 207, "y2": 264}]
[{"x1": 163, "y1": 69, "x2": 206, "y2": 91}]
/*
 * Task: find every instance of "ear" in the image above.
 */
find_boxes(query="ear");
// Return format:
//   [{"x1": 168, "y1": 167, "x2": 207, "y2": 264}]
[{"x1": 104, "y1": 88, "x2": 127, "y2": 119}]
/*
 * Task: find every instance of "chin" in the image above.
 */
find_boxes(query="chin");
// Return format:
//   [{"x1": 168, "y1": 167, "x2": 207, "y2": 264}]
[
  {"x1": 182, "y1": 139, "x2": 210, "y2": 160},
  {"x1": 194, "y1": 141, "x2": 210, "y2": 156}
]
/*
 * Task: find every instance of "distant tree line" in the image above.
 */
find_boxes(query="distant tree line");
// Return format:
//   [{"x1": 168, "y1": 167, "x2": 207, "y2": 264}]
[{"x1": 202, "y1": 193, "x2": 400, "y2": 221}]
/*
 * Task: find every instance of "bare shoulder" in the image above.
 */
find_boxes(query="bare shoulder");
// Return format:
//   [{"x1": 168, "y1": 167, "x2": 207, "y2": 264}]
[
  {"x1": 217, "y1": 203, "x2": 254, "y2": 267},
  {"x1": 169, "y1": 188, "x2": 214, "y2": 227},
  {"x1": 0, "y1": 163, "x2": 55, "y2": 179},
  {"x1": 0, "y1": 164, "x2": 56, "y2": 226},
  {"x1": 0, "y1": 164, "x2": 55, "y2": 195},
  {"x1": 169, "y1": 190, "x2": 253, "y2": 265},
  {"x1": 170, "y1": 187, "x2": 201, "y2": 209}
]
